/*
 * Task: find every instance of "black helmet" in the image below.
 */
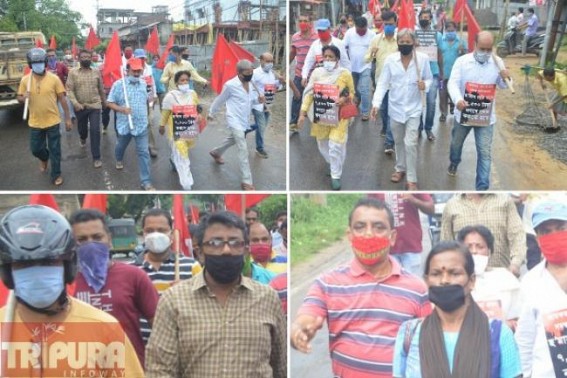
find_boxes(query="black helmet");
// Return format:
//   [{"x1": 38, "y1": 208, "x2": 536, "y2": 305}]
[
  {"x1": 26, "y1": 47, "x2": 48, "y2": 67},
  {"x1": 0, "y1": 205, "x2": 76, "y2": 288}
]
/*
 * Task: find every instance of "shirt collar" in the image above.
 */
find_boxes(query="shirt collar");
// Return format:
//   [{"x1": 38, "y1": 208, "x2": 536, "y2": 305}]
[
  {"x1": 350, "y1": 255, "x2": 401, "y2": 279},
  {"x1": 142, "y1": 251, "x2": 176, "y2": 269}
]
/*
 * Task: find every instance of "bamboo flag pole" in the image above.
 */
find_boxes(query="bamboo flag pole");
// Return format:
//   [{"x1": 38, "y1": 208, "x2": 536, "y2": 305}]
[
  {"x1": 492, "y1": 53, "x2": 515, "y2": 94},
  {"x1": 1, "y1": 291, "x2": 16, "y2": 376},
  {"x1": 173, "y1": 229, "x2": 180, "y2": 281},
  {"x1": 22, "y1": 73, "x2": 32, "y2": 120},
  {"x1": 413, "y1": 51, "x2": 426, "y2": 123},
  {"x1": 120, "y1": 65, "x2": 135, "y2": 131}
]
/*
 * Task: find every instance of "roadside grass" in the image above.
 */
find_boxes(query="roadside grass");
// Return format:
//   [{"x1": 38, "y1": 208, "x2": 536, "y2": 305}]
[{"x1": 291, "y1": 194, "x2": 363, "y2": 267}]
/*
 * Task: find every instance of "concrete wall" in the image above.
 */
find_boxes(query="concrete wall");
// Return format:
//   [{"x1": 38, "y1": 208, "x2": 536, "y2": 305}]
[{"x1": 186, "y1": 41, "x2": 269, "y2": 72}]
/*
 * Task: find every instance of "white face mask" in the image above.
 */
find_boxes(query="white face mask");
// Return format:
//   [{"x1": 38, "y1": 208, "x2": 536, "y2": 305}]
[
  {"x1": 144, "y1": 232, "x2": 171, "y2": 254},
  {"x1": 472, "y1": 254, "x2": 489, "y2": 276},
  {"x1": 323, "y1": 60, "x2": 336, "y2": 72},
  {"x1": 262, "y1": 63, "x2": 273, "y2": 72},
  {"x1": 178, "y1": 84, "x2": 191, "y2": 93}
]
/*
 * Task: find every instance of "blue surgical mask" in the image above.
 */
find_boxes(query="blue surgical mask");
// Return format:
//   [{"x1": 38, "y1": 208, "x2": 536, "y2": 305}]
[
  {"x1": 384, "y1": 24, "x2": 396, "y2": 36},
  {"x1": 323, "y1": 61, "x2": 336, "y2": 72},
  {"x1": 474, "y1": 51, "x2": 491, "y2": 64},
  {"x1": 168, "y1": 54, "x2": 176, "y2": 62},
  {"x1": 31, "y1": 62, "x2": 46, "y2": 75},
  {"x1": 13, "y1": 266, "x2": 64, "y2": 309},
  {"x1": 128, "y1": 76, "x2": 140, "y2": 84},
  {"x1": 262, "y1": 63, "x2": 273, "y2": 72},
  {"x1": 446, "y1": 31, "x2": 457, "y2": 41},
  {"x1": 77, "y1": 242, "x2": 110, "y2": 293},
  {"x1": 178, "y1": 84, "x2": 191, "y2": 93}
]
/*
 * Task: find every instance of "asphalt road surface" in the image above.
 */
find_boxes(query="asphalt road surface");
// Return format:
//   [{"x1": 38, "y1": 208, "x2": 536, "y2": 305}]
[{"x1": 0, "y1": 92, "x2": 286, "y2": 191}]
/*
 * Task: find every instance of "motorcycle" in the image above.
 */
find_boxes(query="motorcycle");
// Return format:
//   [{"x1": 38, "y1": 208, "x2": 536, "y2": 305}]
[{"x1": 497, "y1": 29, "x2": 545, "y2": 58}]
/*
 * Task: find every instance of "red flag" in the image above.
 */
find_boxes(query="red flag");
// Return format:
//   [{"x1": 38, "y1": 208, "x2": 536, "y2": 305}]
[
  {"x1": 224, "y1": 194, "x2": 271, "y2": 215},
  {"x1": 172, "y1": 194, "x2": 190, "y2": 257},
  {"x1": 156, "y1": 33, "x2": 174, "y2": 70},
  {"x1": 35, "y1": 38, "x2": 43, "y2": 48},
  {"x1": 369, "y1": 0, "x2": 382, "y2": 17},
  {"x1": 145, "y1": 27, "x2": 160, "y2": 56},
  {"x1": 453, "y1": 0, "x2": 466, "y2": 22},
  {"x1": 398, "y1": 0, "x2": 414, "y2": 30},
  {"x1": 29, "y1": 194, "x2": 60, "y2": 211},
  {"x1": 228, "y1": 41, "x2": 255, "y2": 62},
  {"x1": 102, "y1": 31, "x2": 123, "y2": 88},
  {"x1": 49, "y1": 35, "x2": 57, "y2": 49},
  {"x1": 464, "y1": 4, "x2": 481, "y2": 53},
  {"x1": 190, "y1": 205, "x2": 200, "y2": 225},
  {"x1": 0, "y1": 283, "x2": 9, "y2": 308},
  {"x1": 71, "y1": 36, "x2": 77, "y2": 59},
  {"x1": 85, "y1": 26, "x2": 101, "y2": 50},
  {"x1": 82, "y1": 194, "x2": 107, "y2": 214},
  {"x1": 211, "y1": 35, "x2": 240, "y2": 94}
]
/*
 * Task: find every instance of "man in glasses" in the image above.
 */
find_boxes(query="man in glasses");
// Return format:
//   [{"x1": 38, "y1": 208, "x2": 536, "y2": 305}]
[{"x1": 146, "y1": 211, "x2": 286, "y2": 377}]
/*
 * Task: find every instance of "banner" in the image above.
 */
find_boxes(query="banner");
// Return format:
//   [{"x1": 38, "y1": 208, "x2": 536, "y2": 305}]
[
  {"x1": 416, "y1": 30, "x2": 438, "y2": 62},
  {"x1": 313, "y1": 83, "x2": 340, "y2": 125},
  {"x1": 543, "y1": 309, "x2": 567, "y2": 377},
  {"x1": 461, "y1": 82, "x2": 496, "y2": 127},
  {"x1": 264, "y1": 84, "x2": 276, "y2": 105},
  {"x1": 172, "y1": 105, "x2": 199, "y2": 140}
]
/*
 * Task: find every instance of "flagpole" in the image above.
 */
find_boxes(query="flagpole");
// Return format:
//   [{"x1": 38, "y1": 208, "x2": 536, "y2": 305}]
[
  {"x1": 174, "y1": 229, "x2": 180, "y2": 281},
  {"x1": 120, "y1": 64, "x2": 135, "y2": 131},
  {"x1": 22, "y1": 72, "x2": 31, "y2": 120},
  {"x1": 1, "y1": 291, "x2": 16, "y2": 376}
]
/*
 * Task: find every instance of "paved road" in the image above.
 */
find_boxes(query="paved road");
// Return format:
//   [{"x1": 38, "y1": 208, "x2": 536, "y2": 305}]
[{"x1": 0, "y1": 93, "x2": 286, "y2": 191}]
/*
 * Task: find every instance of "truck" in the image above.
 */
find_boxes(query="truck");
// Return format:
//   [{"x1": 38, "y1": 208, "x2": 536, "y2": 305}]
[{"x1": 0, "y1": 31, "x2": 46, "y2": 109}]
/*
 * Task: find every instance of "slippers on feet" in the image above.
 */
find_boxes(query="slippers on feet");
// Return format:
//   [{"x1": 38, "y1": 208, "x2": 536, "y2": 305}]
[
  {"x1": 40, "y1": 160, "x2": 48, "y2": 173},
  {"x1": 53, "y1": 176, "x2": 63, "y2": 186}
]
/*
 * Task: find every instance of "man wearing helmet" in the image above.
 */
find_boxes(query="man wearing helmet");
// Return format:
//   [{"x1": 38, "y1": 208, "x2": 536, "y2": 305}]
[
  {"x1": 17, "y1": 48, "x2": 73, "y2": 187},
  {"x1": 0, "y1": 205, "x2": 144, "y2": 377}
]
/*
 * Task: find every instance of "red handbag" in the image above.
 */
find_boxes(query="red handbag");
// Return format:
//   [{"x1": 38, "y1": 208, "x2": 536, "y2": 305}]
[{"x1": 339, "y1": 98, "x2": 359, "y2": 120}]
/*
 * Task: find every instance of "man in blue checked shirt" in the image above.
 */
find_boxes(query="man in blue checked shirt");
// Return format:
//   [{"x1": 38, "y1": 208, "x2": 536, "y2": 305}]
[{"x1": 107, "y1": 57, "x2": 155, "y2": 190}]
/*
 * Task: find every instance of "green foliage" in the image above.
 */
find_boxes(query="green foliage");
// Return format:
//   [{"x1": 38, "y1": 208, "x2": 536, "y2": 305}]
[
  {"x1": 254, "y1": 195, "x2": 287, "y2": 229},
  {"x1": 291, "y1": 194, "x2": 363, "y2": 266},
  {"x1": 107, "y1": 195, "x2": 155, "y2": 223}
]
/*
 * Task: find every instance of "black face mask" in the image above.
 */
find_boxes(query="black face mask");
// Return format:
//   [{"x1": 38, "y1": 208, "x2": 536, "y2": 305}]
[
  {"x1": 205, "y1": 254, "x2": 244, "y2": 284},
  {"x1": 419, "y1": 19, "x2": 430, "y2": 28},
  {"x1": 241, "y1": 73, "x2": 253, "y2": 82},
  {"x1": 428, "y1": 284, "x2": 466, "y2": 313},
  {"x1": 80, "y1": 60, "x2": 91, "y2": 68},
  {"x1": 398, "y1": 44, "x2": 414, "y2": 56},
  {"x1": 181, "y1": 54, "x2": 189, "y2": 60}
]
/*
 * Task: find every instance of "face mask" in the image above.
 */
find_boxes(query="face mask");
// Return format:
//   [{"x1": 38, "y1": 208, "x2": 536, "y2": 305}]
[
  {"x1": 64, "y1": 54, "x2": 72, "y2": 60},
  {"x1": 205, "y1": 254, "x2": 244, "y2": 284},
  {"x1": 144, "y1": 232, "x2": 171, "y2": 254},
  {"x1": 128, "y1": 76, "x2": 140, "y2": 84},
  {"x1": 93, "y1": 57, "x2": 99, "y2": 62},
  {"x1": 13, "y1": 266, "x2": 64, "y2": 309},
  {"x1": 348, "y1": 22, "x2": 354, "y2": 28},
  {"x1": 80, "y1": 60, "x2": 91, "y2": 68},
  {"x1": 153, "y1": 60, "x2": 159, "y2": 66},
  {"x1": 299, "y1": 22, "x2": 311, "y2": 32},
  {"x1": 419, "y1": 19, "x2": 430, "y2": 28},
  {"x1": 47, "y1": 56, "x2": 57, "y2": 69},
  {"x1": 168, "y1": 54, "x2": 176, "y2": 62},
  {"x1": 241, "y1": 73, "x2": 253, "y2": 82},
  {"x1": 474, "y1": 51, "x2": 490, "y2": 64},
  {"x1": 472, "y1": 254, "x2": 489, "y2": 275},
  {"x1": 351, "y1": 235, "x2": 390, "y2": 265},
  {"x1": 178, "y1": 83, "x2": 191, "y2": 93},
  {"x1": 538, "y1": 230, "x2": 567, "y2": 264},
  {"x1": 250, "y1": 244, "x2": 272, "y2": 263},
  {"x1": 428, "y1": 284, "x2": 466, "y2": 312},
  {"x1": 323, "y1": 60, "x2": 336, "y2": 72},
  {"x1": 384, "y1": 24, "x2": 396, "y2": 35},
  {"x1": 31, "y1": 62, "x2": 46, "y2": 75},
  {"x1": 77, "y1": 242, "x2": 110, "y2": 293},
  {"x1": 446, "y1": 31, "x2": 457, "y2": 41},
  {"x1": 262, "y1": 63, "x2": 273, "y2": 72},
  {"x1": 181, "y1": 54, "x2": 189, "y2": 60},
  {"x1": 318, "y1": 30, "x2": 331, "y2": 41},
  {"x1": 398, "y1": 44, "x2": 414, "y2": 56},
  {"x1": 124, "y1": 51, "x2": 133, "y2": 59},
  {"x1": 356, "y1": 29, "x2": 367, "y2": 36},
  {"x1": 276, "y1": 221, "x2": 283, "y2": 228}
]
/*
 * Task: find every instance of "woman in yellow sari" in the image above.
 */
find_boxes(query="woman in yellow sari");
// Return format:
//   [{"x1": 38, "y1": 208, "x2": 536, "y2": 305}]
[
  {"x1": 159, "y1": 70, "x2": 204, "y2": 190},
  {"x1": 298, "y1": 45, "x2": 355, "y2": 190}
]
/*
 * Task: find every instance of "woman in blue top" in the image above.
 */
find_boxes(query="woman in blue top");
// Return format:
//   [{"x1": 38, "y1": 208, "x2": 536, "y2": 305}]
[{"x1": 393, "y1": 241, "x2": 522, "y2": 378}]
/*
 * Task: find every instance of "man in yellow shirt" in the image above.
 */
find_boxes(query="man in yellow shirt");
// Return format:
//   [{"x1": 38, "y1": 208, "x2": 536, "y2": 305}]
[
  {"x1": 538, "y1": 67, "x2": 567, "y2": 121},
  {"x1": 161, "y1": 45, "x2": 209, "y2": 92},
  {"x1": 17, "y1": 48, "x2": 72, "y2": 186}
]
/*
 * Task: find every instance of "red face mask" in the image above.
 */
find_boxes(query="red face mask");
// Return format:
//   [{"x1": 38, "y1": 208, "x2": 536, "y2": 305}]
[
  {"x1": 351, "y1": 235, "x2": 390, "y2": 266},
  {"x1": 538, "y1": 230, "x2": 567, "y2": 264},
  {"x1": 299, "y1": 22, "x2": 311, "y2": 32},
  {"x1": 250, "y1": 244, "x2": 272, "y2": 263},
  {"x1": 318, "y1": 30, "x2": 331, "y2": 41},
  {"x1": 124, "y1": 51, "x2": 133, "y2": 59}
]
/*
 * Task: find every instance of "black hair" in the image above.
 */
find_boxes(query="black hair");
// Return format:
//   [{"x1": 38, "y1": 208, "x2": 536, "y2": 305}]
[
  {"x1": 354, "y1": 16, "x2": 368, "y2": 28},
  {"x1": 445, "y1": 21, "x2": 457, "y2": 29},
  {"x1": 518, "y1": 7, "x2": 524, "y2": 12},
  {"x1": 419, "y1": 8, "x2": 433, "y2": 19},
  {"x1": 275, "y1": 211, "x2": 287, "y2": 220},
  {"x1": 142, "y1": 208, "x2": 173, "y2": 229},
  {"x1": 174, "y1": 70, "x2": 192, "y2": 84},
  {"x1": 381, "y1": 10, "x2": 397, "y2": 22},
  {"x1": 169, "y1": 45, "x2": 181, "y2": 53},
  {"x1": 348, "y1": 198, "x2": 395, "y2": 229},
  {"x1": 543, "y1": 67, "x2": 556, "y2": 77},
  {"x1": 424, "y1": 241, "x2": 475, "y2": 277},
  {"x1": 322, "y1": 45, "x2": 341, "y2": 60},
  {"x1": 196, "y1": 211, "x2": 248, "y2": 247},
  {"x1": 69, "y1": 209, "x2": 110, "y2": 234},
  {"x1": 46, "y1": 48, "x2": 56, "y2": 54},
  {"x1": 456, "y1": 225, "x2": 495, "y2": 255},
  {"x1": 245, "y1": 207, "x2": 260, "y2": 217},
  {"x1": 79, "y1": 49, "x2": 91, "y2": 57},
  {"x1": 527, "y1": 7, "x2": 534, "y2": 13}
]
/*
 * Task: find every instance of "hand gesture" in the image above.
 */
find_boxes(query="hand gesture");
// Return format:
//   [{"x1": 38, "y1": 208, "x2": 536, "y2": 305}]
[{"x1": 290, "y1": 316, "x2": 325, "y2": 353}]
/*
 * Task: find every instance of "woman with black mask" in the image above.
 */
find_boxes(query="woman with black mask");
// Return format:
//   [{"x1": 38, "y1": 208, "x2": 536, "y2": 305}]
[{"x1": 392, "y1": 241, "x2": 522, "y2": 378}]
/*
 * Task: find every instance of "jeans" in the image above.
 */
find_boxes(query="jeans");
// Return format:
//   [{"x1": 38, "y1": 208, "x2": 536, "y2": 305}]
[
  {"x1": 251, "y1": 109, "x2": 271, "y2": 152},
  {"x1": 29, "y1": 124, "x2": 61, "y2": 181},
  {"x1": 419, "y1": 77, "x2": 439, "y2": 132},
  {"x1": 351, "y1": 68, "x2": 371, "y2": 116},
  {"x1": 76, "y1": 108, "x2": 101, "y2": 160},
  {"x1": 391, "y1": 117, "x2": 421, "y2": 182},
  {"x1": 57, "y1": 96, "x2": 75, "y2": 120},
  {"x1": 380, "y1": 91, "x2": 394, "y2": 147},
  {"x1": 115, "y1": 130, "x2": 151, "y2": 186},
  {"x1": 391, "y1": 252, "x2": 422, "y2": 276},
  {"x1": 102, "y1": 106, "x2": 117, "y2": 133},
  {"x1": 211, "y1": 127, "x2": 253, "y2": 185},
  {"x1": 290, "y1": 75, "x2": 304, "y2": 125},
  {"x1": 449, "y1": 119, "x2": 494, "y2": 190}
]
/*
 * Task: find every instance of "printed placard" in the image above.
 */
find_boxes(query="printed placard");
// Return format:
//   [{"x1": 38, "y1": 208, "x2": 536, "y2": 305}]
[
  {"x1": 416, "y1": 30, "x2": 438, "y2": 62},
  {"x1": 543, "y1": 309, "x2": 567, "y2": 377},
  {"x1": 264, "y1": 84, "x2": 276, "y2": 105},
  {"x1": 315, "y1": 54, "x2": 324, "y2": 68},
  {"x1": 172, "y1": 105, "x2": 199, "y2": 140},
  {"x1": 461, "y1": 82, "x2": 496, "y2": 127},
  {"x1": 313, "y1": 83, "x2": 339, "y2": 125},
  {"x1": 1, "y1": 322, "x2": 127, "y2": 377},
  {"x1": 477, "y1": 299, "x2": 504, "y2": 320}
]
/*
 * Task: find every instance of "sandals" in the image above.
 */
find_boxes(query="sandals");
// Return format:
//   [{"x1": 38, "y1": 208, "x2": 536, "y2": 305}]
[
  {"x1": 53, "y1": 176, "x2": 64, "y2": 186},
  {"x1": 39, "y1": 160, "x2": 48, "y2": 173},
  {"x1": 209, "y1": 150, "x2": 225, "y2": 164},
  {"x1": 406, "y1": 182, "x2": 419, "y2": 191},
  {"x1": 426, "y1": 131, "x2": 435, "y2": 141},
  {"x1": 390, "y1": 171, "x2": 406, "y2": 183},
  {"x1": 241, "y1": 183, "x2": 256, "y2": 191}
]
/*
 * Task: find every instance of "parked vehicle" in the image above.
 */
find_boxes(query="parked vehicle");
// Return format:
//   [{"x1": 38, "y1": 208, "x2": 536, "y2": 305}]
[
  {"x1": 108, "y1": 218, "x2": 137, "y2": 256},
  {"x1": 497, "y1": 29, "x2": 545, "y2": 58}
]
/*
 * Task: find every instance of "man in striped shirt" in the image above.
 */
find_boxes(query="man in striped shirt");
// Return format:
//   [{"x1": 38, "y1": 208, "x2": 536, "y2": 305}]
[
  {"x1": 135, "y1": 208, "x2": 200, "y2": 343},
  {"x1": 291, "y1": 198, "x2": 431, "y2": 378}
]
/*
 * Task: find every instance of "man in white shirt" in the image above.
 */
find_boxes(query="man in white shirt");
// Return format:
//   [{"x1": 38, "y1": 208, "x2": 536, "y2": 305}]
[
  {"x1": 515, "y1": 200, "x2": 567, "y2": 378},
  {"x1": 344, "y1": 16, "x2": 375, "y2": 120},
  {"x1": 507, "y1": 12, "x2": 518, "y2": 31},
  {"x1": 208, "y1": 60, "x2": 264, "y2": 191},
  {"x1": 249, "y1": 52, "x2": 284, "y2": 159},
  {"x1": 301, "y1": 18, "x2": 351, "y2": 87},
  {"x1": 447, "y1": 31, "x2": 510, "y2": 190},
  {"x1": 371, "y1": 28, "x2": 432, "y2": 191},
  {"x1": 134, "y1": 48, "x2": 159, "y2": 158}
]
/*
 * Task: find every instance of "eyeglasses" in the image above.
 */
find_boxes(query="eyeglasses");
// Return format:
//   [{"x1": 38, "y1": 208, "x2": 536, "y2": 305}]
[{"x1": 202, "y1": 238, "x2": 246, "y2": 250}]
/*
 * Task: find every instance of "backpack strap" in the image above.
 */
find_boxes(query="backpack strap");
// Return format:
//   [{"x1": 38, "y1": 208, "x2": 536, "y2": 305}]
[
  {"x1": 489, "y1": 319, "x2": 502, "y2": 378},
  {"x1": 403, "y1": 318, "x2": 422, "y2": 355}
]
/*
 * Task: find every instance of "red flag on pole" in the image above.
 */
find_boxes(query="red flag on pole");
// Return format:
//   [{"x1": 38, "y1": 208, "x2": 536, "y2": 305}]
[
  {"x1": 189, "y1": 205, "x2": 200, "y2": 225},
  {"x1": 85, "y1": 26, "x2": 101, "y2": 50},
  {"x1": 49, "y1": 35, "x2": 57, "y2": 49},
  {"x1": 172, "y1": 194, "x2": 190, "y2": 256},
  {"x1": 145, "y1": 26, "x2": 160, "y2": 56},
  {"x1": 102, "y1": 31, "x2": 123, "y2": 89},
  {"x1": 211, "y1": 34, "x2": 240, "y2": 94},
  {"x1": 398, "y1": 0, "x2": 414, "y2": 30},
  {"x1": 228, "y1": 41, "x2": 255, "y2": 62},
  {"x1": 29, "y1": 194, "x2": 60, "y2": 211},
  {"x1": 464, "y1": 4, "x2": 481, "y2": 53},
  {"x1": 224, "y1": 194, "x2": 271, "y2": 215},
  {"x1": 82, "y1": 194, "x2": 107, "y2": 214},
  {"x1": 453, "y1": 0, "x2": 466, "y2": 22},
  {"x1": 156, "y1": 33, "x2": 174, "y2": 70},
  {"x1": 369, "y1": 0, "x2": 382, "y2": 18}
]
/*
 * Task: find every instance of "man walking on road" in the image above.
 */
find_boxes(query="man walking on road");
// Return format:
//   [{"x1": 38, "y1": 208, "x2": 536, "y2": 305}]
[
  {"x1": 17, "y1": 48, "x2": 72, "y2": 186},
  {"x1": 291, "y1": 198, "x2": 431, "y2": 378},
  {"x1": 66, "y1": 49, "x2": 106, "y2": 168},
  {"x1": 161, "y1": 45, "x2": 209, "y2": 92}
]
